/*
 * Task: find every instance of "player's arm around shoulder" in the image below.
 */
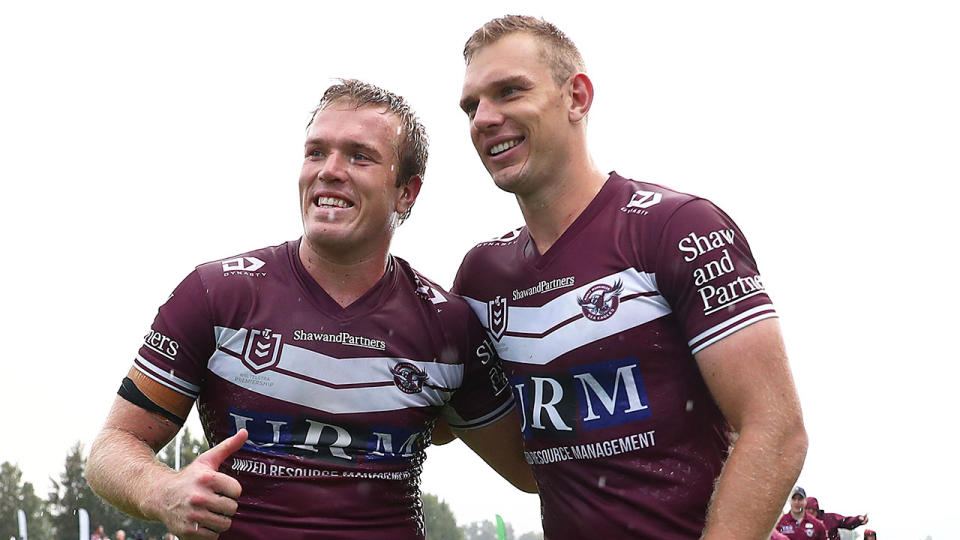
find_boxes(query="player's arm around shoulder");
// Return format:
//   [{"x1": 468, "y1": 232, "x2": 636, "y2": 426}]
[
  {"x1": 87, "y1": 372, "x2": 247, "y2": 540},
  {"x1": 433, "y1": 293, "x2": 536, "y2": 494},
  {"x1": 451, "y1": 409, "x2": 537, "y2": 493},
  {"x1": 695, "y1": 318, "x2": 808, "y2": 540}
]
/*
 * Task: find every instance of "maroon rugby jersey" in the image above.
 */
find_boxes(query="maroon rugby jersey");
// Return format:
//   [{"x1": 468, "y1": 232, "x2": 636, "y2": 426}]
[
  {"x1": 777, "y1": 514, "x2": 828, "y2": 540},
  {"x1": 453, "y1": 172, "x2": 778, "y2": 539},
  {"x1": 819, "y1": 512, "x2": 867, "y2": 540},
  {"x1": 132, "y1": 240, "x2": 513, "y2": 539}
]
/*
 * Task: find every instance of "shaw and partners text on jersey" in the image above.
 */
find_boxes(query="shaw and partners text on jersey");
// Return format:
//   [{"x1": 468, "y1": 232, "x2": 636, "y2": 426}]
[{"x1": 679, "y1": 227, "x2": 766, "y2": 315}]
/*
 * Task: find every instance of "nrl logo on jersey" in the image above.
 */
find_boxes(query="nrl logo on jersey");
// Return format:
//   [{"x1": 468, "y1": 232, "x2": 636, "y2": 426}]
[
  {"x1": 222, "y1": 256, "x2": 267, "y2": 277},
  {"x1": 620, "y1": 189, "x2": 662, "y2": 215},
  {"x1": 241, "y1": 328, "x2": 282, "y2": 373},
  {"x1": 487, "y1": 295, "x2": 509, "y2": 341},
  {"x1": 577, "y1": 280, "x2": 624, "y2": 321},
  {"x1": 391, "y1": 362, "x2": 429, "y2": 394}
]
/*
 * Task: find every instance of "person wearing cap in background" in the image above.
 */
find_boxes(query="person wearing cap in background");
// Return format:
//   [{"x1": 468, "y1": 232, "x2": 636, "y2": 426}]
[
  {"x1": 863, "y1": 529, "x2": 877, "y2": 539},
  {"x1": 805, "y1": 496, "x2": 868, "y2": 540},
  {"x1": 776, "y1": 487, "x2": 828, "y2": 540}
]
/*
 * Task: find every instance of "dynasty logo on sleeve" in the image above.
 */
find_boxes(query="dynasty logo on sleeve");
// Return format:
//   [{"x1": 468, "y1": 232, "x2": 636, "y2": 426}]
[{"x1": 221, "y1": 256, "x2": 267, "y2": 277}]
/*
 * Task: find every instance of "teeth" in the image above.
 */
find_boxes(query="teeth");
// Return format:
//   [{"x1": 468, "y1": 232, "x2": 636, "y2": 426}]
[
  {"x1": 489, "y1": 139, "x2": 521, "y2": 156},
  {"x1": 316, "y1": 196, "x2": 352, "y2": 208}
]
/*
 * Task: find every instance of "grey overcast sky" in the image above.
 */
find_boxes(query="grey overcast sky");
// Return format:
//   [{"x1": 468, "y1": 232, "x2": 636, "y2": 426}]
[{"x1": 1, "y1": 1, "x2": 958, "y2": 537}]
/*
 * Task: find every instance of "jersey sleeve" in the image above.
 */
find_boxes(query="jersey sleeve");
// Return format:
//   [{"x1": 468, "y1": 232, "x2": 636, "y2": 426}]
[
  {"x1": 832, "y1": 513, "x2": 866, "y2": 530},
  {"x1": 132, "y1": 269, "x2": 215, "y2": 400},
  {"x1": 440, "y1": 313, "x2": 515, "y2": 430},
  {"x1": 651, "y1": 198, "x2": 778, "y2": 355}
]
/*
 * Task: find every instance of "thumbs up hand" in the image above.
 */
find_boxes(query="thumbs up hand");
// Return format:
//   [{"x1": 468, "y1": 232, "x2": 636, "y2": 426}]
[{"x1": 145, "y1": 429, "x2": 248, "y2": 539}]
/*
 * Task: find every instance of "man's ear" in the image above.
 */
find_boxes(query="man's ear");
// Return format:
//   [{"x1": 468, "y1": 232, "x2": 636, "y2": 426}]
[
  {"x1": 568, "y1": 72, "x2": 595, "y2": 123},
  {"x1": 396, "y1": 174, "x2": 423, "y2": 217}
]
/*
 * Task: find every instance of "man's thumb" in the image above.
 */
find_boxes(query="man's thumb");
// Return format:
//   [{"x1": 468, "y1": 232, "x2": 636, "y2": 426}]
[{"x1": 195, "y1": 429, "x2": 248, "y2": 468}]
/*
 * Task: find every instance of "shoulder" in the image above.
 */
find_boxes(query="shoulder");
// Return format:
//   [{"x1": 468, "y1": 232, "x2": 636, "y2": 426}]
[
  {"x1": 606, "y1": 171, "x2": 728, "y2": 231},
  {"x1": 393, "y1": 256, "x2": 478, "y2": 327},
  {"x1": 454, "y1": 226, "x2": 526, "y2": 297},
  {"x1": 395, "y1": 258, "x2": 487, "y2": 362},
  {"x1": 194, "y1": 241, "x2": 293, "y2": 286},
  {"x1": 460, "y1": 226, "x2": 524, "y2": 265}
]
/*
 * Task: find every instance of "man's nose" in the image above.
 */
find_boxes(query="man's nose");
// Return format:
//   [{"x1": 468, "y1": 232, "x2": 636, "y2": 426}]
[
  {"x1": 472, "y1": 99, "x2": 504, "y2": 132},
  {"x1": 317, "y1": 151, "x2": 349, "y2": 182}
]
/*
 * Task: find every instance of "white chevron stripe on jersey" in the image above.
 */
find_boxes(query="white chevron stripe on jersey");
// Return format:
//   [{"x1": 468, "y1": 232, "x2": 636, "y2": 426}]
[
  {"x1": 135, "y1": 355, "x2": 201, "y2": 398},
  {"x1": 209, "y1": 327, "x2": 464, "y2": 414},
  {"x1": 688, "y1": 304, "x2": 777, "y2": 354},
  {"x1": 466, "y1": 268, "x2": 662, "y2": 334},
  {"x1": 465, "y1": 269, "x2": 672, "y2": 365}
]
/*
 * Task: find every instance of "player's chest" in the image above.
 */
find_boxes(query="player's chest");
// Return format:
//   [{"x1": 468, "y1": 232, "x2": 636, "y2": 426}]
[
  {"x1": 203, "y1": 308, "x2": 458, "y2": 415},
  {"x1": 471, "y1": 259, "x2": 671, "y2": 365}
]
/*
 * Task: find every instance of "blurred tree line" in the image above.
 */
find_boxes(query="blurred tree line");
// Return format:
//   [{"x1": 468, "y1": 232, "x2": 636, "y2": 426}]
[
  {"x1": 3, "y1": 431, "x2": 541, "y2": 540},
  {"x1": 1, "y1": 427, "x2": 207, "y2": 539},
  {"x1": 423, "y1": 493, "x2": 542, "y2": 540}
]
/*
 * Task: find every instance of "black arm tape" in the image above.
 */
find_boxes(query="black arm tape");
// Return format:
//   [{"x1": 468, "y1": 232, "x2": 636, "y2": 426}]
[{"x1": 118, "y1": 376, "x2": 186, "y2": 426}]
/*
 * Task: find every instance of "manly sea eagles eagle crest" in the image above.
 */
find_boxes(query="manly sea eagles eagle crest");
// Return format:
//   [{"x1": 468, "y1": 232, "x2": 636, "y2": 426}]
[{"x1": 577, "y1": 280, "x2": 624, "y2": 322}]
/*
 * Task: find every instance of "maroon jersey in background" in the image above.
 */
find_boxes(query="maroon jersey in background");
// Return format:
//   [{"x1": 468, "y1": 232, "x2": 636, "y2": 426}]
[
  {"x1": 777, "y1": 513, "x2": 828, "y2": 540},
  {"x1": 453, "y1": 172, "x2": 778, "y2": 539},
  {"x1": 133, "y1": 240, "x2": 513, "y2": 539},
  {"x1": 820, "y1": 512, "x2": 868, "y2": 540},
  {"x1": 807, "y1": 496, "x2": 868, "y2": 539}
]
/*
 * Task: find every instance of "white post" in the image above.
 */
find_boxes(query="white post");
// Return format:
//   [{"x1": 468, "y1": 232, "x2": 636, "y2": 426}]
[
  {"x1": 175, "y1": 430, "x2": 183, "y2": 470},
  {"x1": 78, "y1": 508, "x2": 89, "y2": 540},
  {"x1": 16, "y1": 509, "x2": 27, "y2": 540}
]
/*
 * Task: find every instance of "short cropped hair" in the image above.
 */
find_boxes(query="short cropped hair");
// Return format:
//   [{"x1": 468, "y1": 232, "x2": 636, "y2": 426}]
[{"x1": 463, "y1": 15, "x2": 586, "y2": 87}]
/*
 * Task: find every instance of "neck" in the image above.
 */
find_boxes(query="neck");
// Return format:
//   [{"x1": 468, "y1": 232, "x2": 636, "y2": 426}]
[
  {"x1": 791, "y1": 510, "x2": 805, "y2": 521},
  {"x1": 298, "y1": 238, "x2": 390, "y2": 307},
  {"x1": 516, "y1": 161, "x2": 607, "y2": 254}
]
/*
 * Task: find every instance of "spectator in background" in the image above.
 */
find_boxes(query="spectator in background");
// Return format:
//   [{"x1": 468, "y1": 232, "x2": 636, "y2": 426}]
[
  {"x1": 776, "y1": 487, "x2": 827, "y2": 540},
  {"x1": 114, "y1": 530, "x2": 126, "y2": 540},
  {"x1": 91, "y1": 525, "x2": 106, "y2": 540},
  {"x1": 864, "y1": 530, "x2": 876, "y2": 539},
  {"x1": 805, "y1": 496, "x2": 868, "y2": 540}
]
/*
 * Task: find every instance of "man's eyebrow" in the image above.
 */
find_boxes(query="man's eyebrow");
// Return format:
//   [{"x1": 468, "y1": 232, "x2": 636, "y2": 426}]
[
  {"x1": 460, "y1": 75, "x2": 534, "y2": 110},
  {"x1": 492, "y1": 74, "x2": 534, "y2": 89},
  {"x1": 348, "y1": 141, "x2": 384, "y2": 159},
  {"x1": 304, "y1": 137, "x2": 384, "y2": 159}
]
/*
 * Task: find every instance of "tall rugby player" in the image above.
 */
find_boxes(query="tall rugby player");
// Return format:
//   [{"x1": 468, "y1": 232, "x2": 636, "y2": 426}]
[{"x1": 452, "y1": 16, "x2": 807, "y2": 540}]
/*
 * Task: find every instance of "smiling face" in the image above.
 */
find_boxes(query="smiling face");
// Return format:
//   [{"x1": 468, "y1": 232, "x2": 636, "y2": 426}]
[
  {"x1": 299, "y1": 103, "x2": 418, "y2": 261},
  {"x1": 460, "y1": 32, "x2": 576, "y2": 196}
]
